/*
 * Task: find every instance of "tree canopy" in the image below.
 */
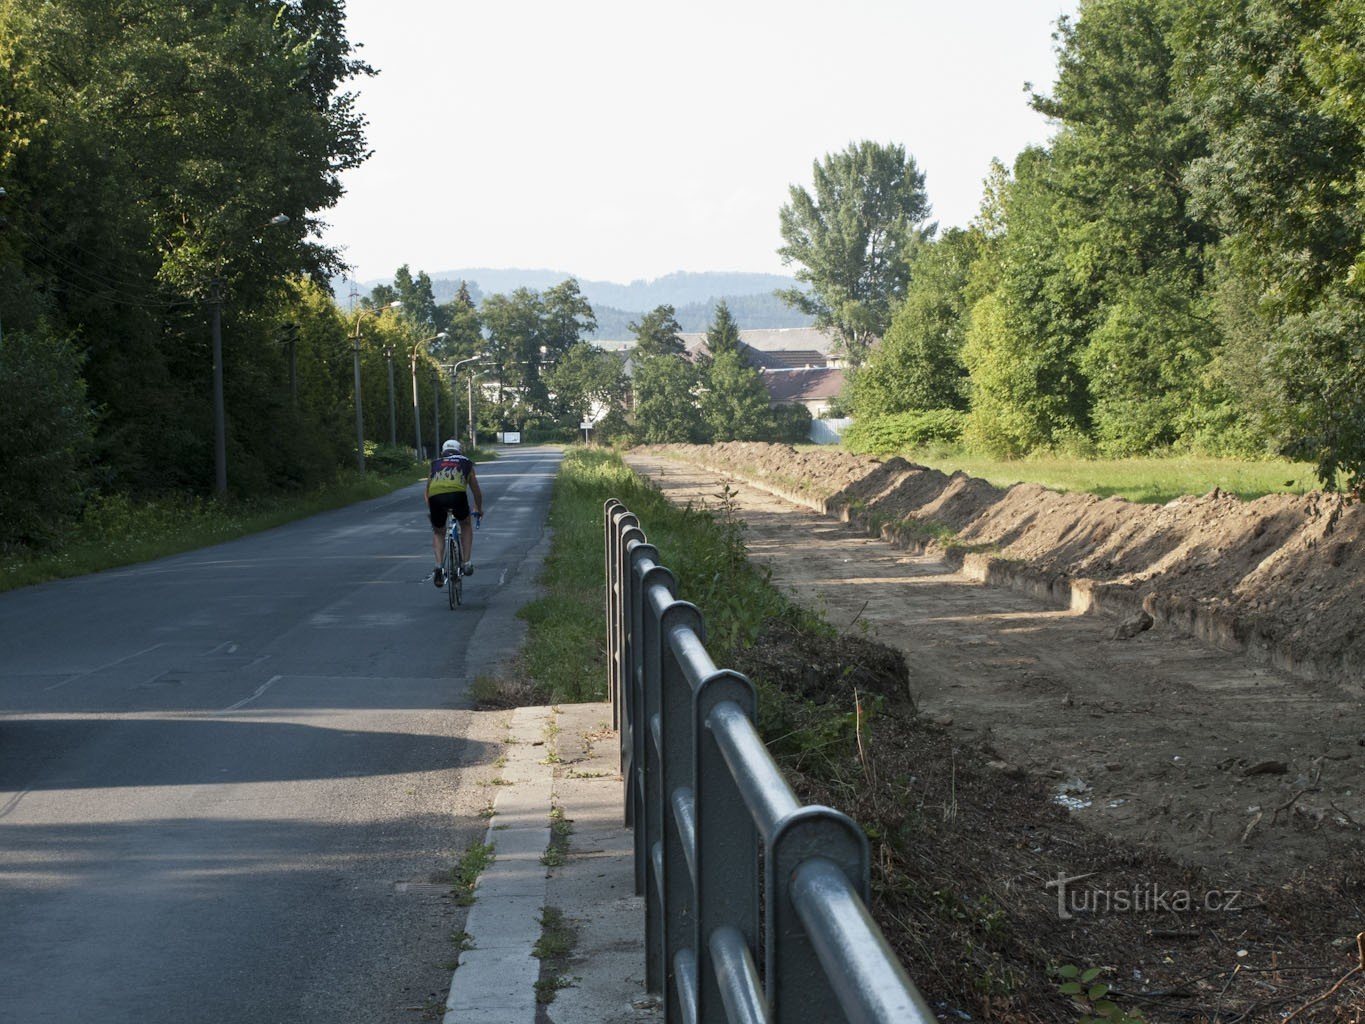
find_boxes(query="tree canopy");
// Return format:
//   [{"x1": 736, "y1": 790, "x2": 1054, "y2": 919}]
[{"x1": 777, "y1": 140, "x2": 933, "y2": 367}]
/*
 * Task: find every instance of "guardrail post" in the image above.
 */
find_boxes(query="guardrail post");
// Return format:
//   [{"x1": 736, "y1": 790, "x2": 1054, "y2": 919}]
[
  {"x1": 659, "y1": 601, "x2": 705, "y2": 1022},
  {"x1": 767, "y1": 806, "x2": 870, "y2": 1023},
  {"x1": 604, "y1": 500, "x2": 623, "y2": 727},
  {"x1": 638, "y1": 557, "x2": 675, "y2": 993},
  {"x1": 618, "y1": 525, "x2": 646, "y2": 828},
  {"x1": 695, "y1": 677, "x2": 758, "y2": 1024}
]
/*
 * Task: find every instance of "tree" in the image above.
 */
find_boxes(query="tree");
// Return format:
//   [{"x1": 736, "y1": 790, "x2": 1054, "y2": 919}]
[
  {"x1": 705, "y1": 300, "x2": 743, "y2": 357},
  {"x1": 629, "y1": 305, "x2": 686, "y2": 358},
  {"x1": 0, "y1": 324, "x2": 96, "y2": 547},
  {"x1": 777, "y1": 140, "x2": 933, "y2": 366},
  {"x1": 1180, "y1": 0, "x2": 1365, "y2": 489},
  {"x1": 392, "y1": 265, "x2": 439, "y2": 329},
  {"x1": 701, "y1": 350, "x2": 771, "y2": 441},
  {"x1": 0, "y1": 0, "x2": 372, "y2": 495},
  {"x1": 435, "y1": 282, "x2": 482, "y2": 362},
  {"x1": 848, "y1": 228, "x2": 979, "y2": 418},
  {"x1": 545, "y1": 342, "x2": 628, "y2": 430},
  {"x1": 695, "y1": 303, "x2": 768, "y2": 440},
  {"x1": 632, "y1": 354, "x2": 708, "y2": 444},
  {"x1": 541, "y1": 279, "x2": 598, "y2": 358}
]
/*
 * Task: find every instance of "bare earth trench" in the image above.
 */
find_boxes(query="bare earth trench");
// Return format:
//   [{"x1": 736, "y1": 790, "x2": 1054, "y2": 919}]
[{"x1": 623, "y1": 449, "x2": 1365, "y2": 891}]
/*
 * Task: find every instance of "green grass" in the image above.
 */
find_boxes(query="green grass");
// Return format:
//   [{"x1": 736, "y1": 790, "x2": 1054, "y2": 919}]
[
  {"x1": 448, "y1": 839, "x2": 496, "y2": 906},
  {"x1": 515, "y1": 447, "x2": 823, "y2": 704},
  {"x1": 0, "y1": 463, "x2": 427, "y2": 593},
  {"x1": 813, "y1": 445, "x2": 1324, "y2": 505}
]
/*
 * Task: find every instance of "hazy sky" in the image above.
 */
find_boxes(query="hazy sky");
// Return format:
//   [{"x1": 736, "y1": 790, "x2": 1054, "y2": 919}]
[{"x1": 324, "y1": 0, "x2": 1079, "y2": 286}]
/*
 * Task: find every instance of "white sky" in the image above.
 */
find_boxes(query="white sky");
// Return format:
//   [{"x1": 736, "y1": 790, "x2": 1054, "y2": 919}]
[{"x1": 323, "y1": 0, "x2": 1078, "y2": 285}]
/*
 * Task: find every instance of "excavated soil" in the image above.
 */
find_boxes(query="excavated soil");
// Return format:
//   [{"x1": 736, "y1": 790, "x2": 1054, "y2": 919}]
[{"x1": 624, "y1": 444, "x2": 1365, "y2": 1024}]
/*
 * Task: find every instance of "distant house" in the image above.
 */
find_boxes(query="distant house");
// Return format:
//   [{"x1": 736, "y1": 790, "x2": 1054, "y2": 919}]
[
  {"x1": 594, "y1": 327, "x2": 845, "y2": 415},
  {"x1": 758, "y1": 367, "x2": 846, "y2": 418}
]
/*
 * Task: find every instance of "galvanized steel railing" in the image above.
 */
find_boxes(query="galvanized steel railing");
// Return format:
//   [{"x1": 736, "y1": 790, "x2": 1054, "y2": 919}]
[{"x1": 604, "y1": 498, "x2": 936, "y2": 1024}]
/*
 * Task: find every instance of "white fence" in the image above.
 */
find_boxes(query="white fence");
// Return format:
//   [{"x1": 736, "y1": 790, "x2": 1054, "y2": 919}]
[{"x1": 808, "y1": 418, "x2": 852, "y2": 445}]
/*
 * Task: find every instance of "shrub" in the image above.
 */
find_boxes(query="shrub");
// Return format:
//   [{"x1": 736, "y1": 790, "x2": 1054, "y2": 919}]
[
  {"x1": 0, "y1": 325, "x2": 96, "y2": 549},
  {"x1": 766, "y1": 403, "x2": 813, "y2": 444},
  {"x1": 842, "y1": 409, "x2": 967, "y2": 455}
]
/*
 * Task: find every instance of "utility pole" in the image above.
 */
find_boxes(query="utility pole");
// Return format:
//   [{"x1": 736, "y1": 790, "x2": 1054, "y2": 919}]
[
  {"x1": 384, "y1": 342, "x2": 397, "y2": 447},
  {"x1": 211, "y1": 281, "x2": 227, "y2": 495}
]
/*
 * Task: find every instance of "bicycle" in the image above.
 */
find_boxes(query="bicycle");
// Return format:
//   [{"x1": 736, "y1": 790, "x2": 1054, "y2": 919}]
[{"x1": 442, "y1": 510, "x2": 482, "y2": 609}]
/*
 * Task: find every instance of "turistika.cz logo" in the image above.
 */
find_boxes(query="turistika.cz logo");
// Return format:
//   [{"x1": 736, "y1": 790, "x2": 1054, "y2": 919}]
[{"x1": 1044, "y1": 871, "x2": 1245, "y2": 921}]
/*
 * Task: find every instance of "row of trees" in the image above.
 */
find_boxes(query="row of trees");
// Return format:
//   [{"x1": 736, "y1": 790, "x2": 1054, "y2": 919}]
[
  {"x1": 354, "y1": 268, "x2": 810, "y2": 447},
  {"x1": 778, "y1": 0, "x2": 1365, "y2": 492},
  {"x1": 0, "y1": 0, "x2": 382, "y2": 547}
]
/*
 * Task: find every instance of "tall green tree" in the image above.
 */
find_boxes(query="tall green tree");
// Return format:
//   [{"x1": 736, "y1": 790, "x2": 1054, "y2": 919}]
[
  {"x1": 629, "y1": 305, "x2": 686, "y2": 358},
  {"x1": 962, "y1": 0, "x2": 1217, "y2": 455},
  {"x1": 848, "y1": 227, "x2": 979, "y2": 418},
  {"x1": 1180, "y1": 0, "x2": 1365, "y2": 488},
  {"x1": 632, "y1": 354, "x2": 707, "y2": 444},
  {"x1": 545, "y1": 342, "x2": 628, "y2": 429},
  {"x1": 698, "y1": 303, "x2": 769, "y2": 440},
  {"x1": 777, "y1": 140, "x2": 932, "y2": 366},
  {"x1": 704, "y1": 300, "x2": 743, "y2": 357},
  {"x1": 0, "y1": 0, "x2": 371, "y2": 496}
]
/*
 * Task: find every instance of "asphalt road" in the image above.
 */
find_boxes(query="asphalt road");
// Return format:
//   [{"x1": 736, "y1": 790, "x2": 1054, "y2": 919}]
[{"x1": 0, "y1": 446, "x2": 564, "y2": 1023}]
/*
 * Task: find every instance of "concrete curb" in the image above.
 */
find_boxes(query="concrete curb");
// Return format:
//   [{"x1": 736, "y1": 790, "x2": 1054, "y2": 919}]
[{"x1": 443, "y1": 703, "x2": 655, "y2": 1024}]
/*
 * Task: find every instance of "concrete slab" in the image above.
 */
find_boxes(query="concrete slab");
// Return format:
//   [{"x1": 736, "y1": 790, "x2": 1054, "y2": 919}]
[{"x1": 442, "y1": 702, "x2": 653, "y2": 1024}]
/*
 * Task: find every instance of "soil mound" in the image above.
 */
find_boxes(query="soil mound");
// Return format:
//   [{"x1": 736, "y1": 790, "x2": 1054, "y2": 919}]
[{"x1": 649, "y1": 443, "x2": 1365, "y2": 685}]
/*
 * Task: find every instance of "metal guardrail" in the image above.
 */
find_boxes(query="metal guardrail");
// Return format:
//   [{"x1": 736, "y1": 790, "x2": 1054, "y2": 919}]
[{"x1": 605, "y1": 499, "x2": 936, "y2": 1024}]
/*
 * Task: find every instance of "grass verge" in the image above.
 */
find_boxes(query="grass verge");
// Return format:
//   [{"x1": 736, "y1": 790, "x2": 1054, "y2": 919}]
[
  {"x1": 476, "y1": 447, "x2": 822, "y2": 706},
  {"x1": 829, "y1": 445, "x2": 1325, "y2": 505},
  {"x1": 0, "y1": 463, "x2": 429, "y2": 593}
]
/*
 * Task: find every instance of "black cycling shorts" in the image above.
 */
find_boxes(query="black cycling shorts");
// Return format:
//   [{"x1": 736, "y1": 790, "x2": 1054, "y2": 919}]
[{"x1": 428, "y1": 491, "x2": 470, "y2": 531}]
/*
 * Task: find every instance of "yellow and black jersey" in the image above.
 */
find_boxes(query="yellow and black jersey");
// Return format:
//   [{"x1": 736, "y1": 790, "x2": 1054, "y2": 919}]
[{"x1": 428, "y1": 454, "x2": 472, "y2": 496}]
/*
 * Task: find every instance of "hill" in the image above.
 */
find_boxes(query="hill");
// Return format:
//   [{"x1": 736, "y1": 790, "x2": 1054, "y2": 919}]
[{"x1": 336, "y1": 268, "x2": 813, "y2": 332}]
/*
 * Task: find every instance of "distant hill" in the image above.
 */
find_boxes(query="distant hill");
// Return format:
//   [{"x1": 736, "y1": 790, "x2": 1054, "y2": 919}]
[
  {"x1": 590, "y1": 293, "x2": 812, "y2": 338},
  {"x1": 335, "y1": 268, "x2": 813, "y2": 332}
]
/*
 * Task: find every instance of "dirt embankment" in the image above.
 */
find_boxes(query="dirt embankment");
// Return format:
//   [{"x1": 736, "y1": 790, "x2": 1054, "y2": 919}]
[
  {"x1": 648, "y1": 442, "x2": 1365, "y2": 686},
  {"x1": 625, "y1": 446, "x2": 1365, "y2": 1023}
]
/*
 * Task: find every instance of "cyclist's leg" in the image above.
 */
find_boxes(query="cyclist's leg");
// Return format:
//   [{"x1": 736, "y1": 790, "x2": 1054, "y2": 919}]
[
  {"x1": 428, "y1": 497, "x2": 450, "y2": 585},
  {"x1": 459, "y1": 516, "x2": 475, "y2": 572},
  {"x1": 453, "y1": 493, "x2": 474, "y2": 573}
]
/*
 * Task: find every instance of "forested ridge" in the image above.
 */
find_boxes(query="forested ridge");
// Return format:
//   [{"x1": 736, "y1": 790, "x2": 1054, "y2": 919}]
[{"x1": 2, "y1": 0, "x2": 1362, "y2": 559}]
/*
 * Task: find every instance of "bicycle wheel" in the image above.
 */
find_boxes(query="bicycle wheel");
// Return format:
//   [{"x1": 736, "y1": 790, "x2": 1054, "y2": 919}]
[
  {"x1": 452, "y1": 528, "x2": 464, "y2": 607},
  {"x1": 445, "y1": 521, "x2": 458, "y2": 610}
]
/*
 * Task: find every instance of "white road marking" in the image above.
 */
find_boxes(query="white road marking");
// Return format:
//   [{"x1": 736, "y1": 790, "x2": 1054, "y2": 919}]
[
  {"x1": 222, "y1": 674, "x2": 283, "y2": 712},
  {"x1": 42, "y1": 642, "x2": 169, "y2": 691}
]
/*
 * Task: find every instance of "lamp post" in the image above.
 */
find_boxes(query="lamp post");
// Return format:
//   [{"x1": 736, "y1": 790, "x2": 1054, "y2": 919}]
[
  {"x1": 448, "y1": 353, "x2": 483, "y2": 446},
  {"x1": 410, "y1": 332, "x2": 449, "y2": 458},
  {"x1": 211, "y1": 212, "x2": 290, "y2": 496},
  {"x1": 351, "y1": 300, "x2": 402, "y2": 473},
  {"x1": 383, "y1": 341, "x2": 397, "y2": 446},
  {"x1": 432, "y1": 369, "x2": 441, "y2": 444},
  {"x1": 469, "y1": 370, "x2": 490, "y2": 451}
]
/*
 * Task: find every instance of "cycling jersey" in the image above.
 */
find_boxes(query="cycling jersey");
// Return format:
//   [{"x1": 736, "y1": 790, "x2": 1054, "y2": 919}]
[{"x1": 428, "y1": 454, "x2": 473, "y2": 496}]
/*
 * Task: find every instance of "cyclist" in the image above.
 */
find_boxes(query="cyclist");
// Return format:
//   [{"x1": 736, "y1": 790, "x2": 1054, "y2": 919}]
[{"x1": 426, "y1": 439, "x2": 483, "y2": 588}]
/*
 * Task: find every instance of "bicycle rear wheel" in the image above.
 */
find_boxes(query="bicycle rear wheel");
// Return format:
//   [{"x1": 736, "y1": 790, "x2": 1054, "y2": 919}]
[{"x1": 445, "y1": 520, "x2": 458, "y2": 610}]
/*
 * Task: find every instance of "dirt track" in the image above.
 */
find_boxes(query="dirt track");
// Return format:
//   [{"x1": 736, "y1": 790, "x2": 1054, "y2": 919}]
[{"x1": 624, "y1": 450, "x2": 1365, "y2": 887}]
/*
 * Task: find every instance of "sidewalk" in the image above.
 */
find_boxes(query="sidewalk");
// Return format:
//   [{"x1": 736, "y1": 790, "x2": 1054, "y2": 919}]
[{"x1": 443, "y1": 701, "x2": 659, "y2": 1024}]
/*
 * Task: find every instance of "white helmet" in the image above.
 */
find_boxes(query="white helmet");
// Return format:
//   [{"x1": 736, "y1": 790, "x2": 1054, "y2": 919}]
[{"x1": 441, "y1": 439, "x2": 462, "y2": 454}]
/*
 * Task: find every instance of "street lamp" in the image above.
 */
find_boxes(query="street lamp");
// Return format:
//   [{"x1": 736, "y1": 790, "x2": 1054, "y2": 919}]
[
  {"x1": 410, "y1": 332, "x2": 449, "y2": 458},
  {"x1": 469, "y1": 369, "x2": 491, "y2": 451},
  {"x1": 449, "y1": 353, "x2": 483, "y2": 444},
  {"x1": 211, "y1": 212, "x2": 289, "y2": 495},
  {"x1": 432, "y1": 368, "x2": 441, "y2": 444},
  {"x1": 351, "y1": 300, "x2": 401, "y2": 473}
]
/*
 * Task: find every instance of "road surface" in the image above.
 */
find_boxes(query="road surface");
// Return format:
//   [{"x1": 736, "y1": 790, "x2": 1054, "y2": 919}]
[{"x1": 0, "y1": 446, "x2": 563, "y2": 1023}]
